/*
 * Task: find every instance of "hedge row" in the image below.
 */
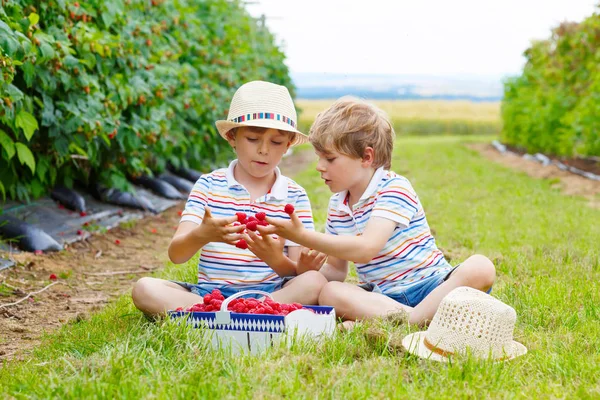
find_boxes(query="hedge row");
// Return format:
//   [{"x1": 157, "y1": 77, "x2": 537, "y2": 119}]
[
  {"x1": 0, "y1": 0, "x2": 293, "y2": 202},
  {"x1": 501, "y1": 15, "x2": 600, "y2": 157}
]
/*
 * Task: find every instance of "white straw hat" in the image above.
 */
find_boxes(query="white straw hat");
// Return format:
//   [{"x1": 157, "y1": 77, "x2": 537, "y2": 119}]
[
  {"x1": 402, "y1": 287, "x2": 527, "y2": 362},
  {"x1": 215, "y1": 81, "x2": 308, "y2": 145}
]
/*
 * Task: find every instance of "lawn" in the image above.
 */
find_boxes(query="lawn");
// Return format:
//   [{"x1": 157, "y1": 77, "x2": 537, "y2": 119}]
[{"x1": 1, "y1": 135, "x2": 599, "y2": 399}]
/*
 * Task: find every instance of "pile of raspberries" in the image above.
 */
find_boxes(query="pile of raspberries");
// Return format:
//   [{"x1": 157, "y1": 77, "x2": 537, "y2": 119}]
[{"x1": 174, "y1": 289, "x2": 304, "y2": 316}]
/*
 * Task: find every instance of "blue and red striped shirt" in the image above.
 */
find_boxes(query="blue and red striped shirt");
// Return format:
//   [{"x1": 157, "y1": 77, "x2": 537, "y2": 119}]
[
  {"x1": 326, "y1": 167, "x2": 452, "y2": 296},
  {"x1": 180, "y1": 160, "x2": 315, "y2": 289}
]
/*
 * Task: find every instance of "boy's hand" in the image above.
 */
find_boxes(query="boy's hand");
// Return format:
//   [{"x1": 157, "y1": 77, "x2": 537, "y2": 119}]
[
  {"x1": 260, "y1": 211, "x2": 305, "y2": 243},
  {"x1": 245, "y1": 230, "x2": 286, "y2": 266},
  {"x1": 296, "y1": 247, "x2": 327, "y2": 275},
  {"x1": 194, "y1": 207, "x2": 245, "y2": 245}
]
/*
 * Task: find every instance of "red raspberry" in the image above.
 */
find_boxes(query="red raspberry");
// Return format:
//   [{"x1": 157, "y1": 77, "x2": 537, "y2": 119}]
[
  {"x1": 204, "y1": 305, "x2": 214, "y2": 312},
  {"x1": 246, "y1": 221, "x2": 258, "y2": 231},
  {"x1": 284, "y1": 204, "x2": 295, "y2": 214},
  {"x1": 175, "y1": 307, "x2": 184, "y2": 311},
  {"x1": 235, "y1": 212, "x2": 247, "y2": 223},
  {"x1": 235, "y1": 239, "x2": 248, "y2": 249},
  {"x1": 49, "y1": 273, "x2": 58, "y2": 280},
  {"x1": 114, "y1": 239, "x2": 121, "y2": 245},
  {"x1": 203, "y1": 294, "x2": 213, "y2": 304},
  {"x1": 255, "y1": 212, "x2": 266, "y2": 221},
  {"x1": 79, "y1": 211, "x2": 87, "y2": 217},
  {"x1": 258, "y1": 220, "x2": 269, "y2": 226},
  {"x1": 247, "y1": 216, "x2": 257, "y2": 223},
  {"x1": 77, "y1": 229, "x2": 83, "y2": 235}
]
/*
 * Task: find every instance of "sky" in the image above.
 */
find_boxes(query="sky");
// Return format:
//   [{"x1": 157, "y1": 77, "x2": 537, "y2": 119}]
[{"x1": 246, "y1": 0, "x2": 599, "y2": 79}]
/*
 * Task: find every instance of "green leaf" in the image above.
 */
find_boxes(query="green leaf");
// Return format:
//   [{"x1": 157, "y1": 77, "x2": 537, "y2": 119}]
[
  {"x1": 15, "y1": 143, "x2": 35, "y2": 174},
  {"x1": 0, "y1": 180, "x2": 5, "y2": 201},
  {"x1": 15, "y1": 110, "x2": 39, "y2": 141},
  {"x1": 0, "y1": 129, "x2": 16, "y2": 160},
  {"x1": 28, "y1": 13, "x2": 40, "y2": 26},
  {"x1": 68, "y1": 142, "x2": 87, "y2": 157},
  {"x1": 39, "y1": 43, "x2": 55, "y2": 59}
]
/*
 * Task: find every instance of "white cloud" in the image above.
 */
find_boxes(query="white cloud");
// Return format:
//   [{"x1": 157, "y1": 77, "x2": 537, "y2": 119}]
[{"x1": 246, "y1": 0, "x2": 598, "y2": 77}]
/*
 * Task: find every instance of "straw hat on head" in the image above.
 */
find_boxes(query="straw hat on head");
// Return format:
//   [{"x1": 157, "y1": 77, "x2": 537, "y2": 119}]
[
  {"x1": 215, "y1": 81, "x2": 308, "y2": 145},
  {"x1": 402, "y1": 287, "x2": 527, "y2": 362}
]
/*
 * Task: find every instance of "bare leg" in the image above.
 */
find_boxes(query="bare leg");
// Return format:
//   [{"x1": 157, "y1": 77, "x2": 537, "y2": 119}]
[
  {"x1": 409, "y1": 254, "x2": 496, "y2": 326},
  {"x1": 318, "y1": 281, "x2": 412, "y2": 323},
  {"x1": 318, "y1": 254, "x2": 496, "y2": 328},
  {"x1": 132, "y1": 277, "x2": 204, "y2": 316},
  {"x1": 271, "y1": 270, "x2": 328, "y2": 305}
]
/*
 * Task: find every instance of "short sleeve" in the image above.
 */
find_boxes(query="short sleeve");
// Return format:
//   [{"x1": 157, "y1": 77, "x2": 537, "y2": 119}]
[
  {"x1": 371, "y1": 177, "x2": 420, "y2": 228},
  {"x1": 180, "y1": 174, "x2": 212, "y2": 225}
]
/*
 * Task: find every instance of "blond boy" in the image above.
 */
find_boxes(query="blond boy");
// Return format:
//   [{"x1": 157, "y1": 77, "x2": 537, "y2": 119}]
[{"x1": 259, "y1": 97, "x2": 495, "y2": 327}]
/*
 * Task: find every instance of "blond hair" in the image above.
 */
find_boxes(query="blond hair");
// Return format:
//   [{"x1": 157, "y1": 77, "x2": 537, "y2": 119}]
[{"x1": 309, "y1": 96, "x2": 394, "y2": 169}]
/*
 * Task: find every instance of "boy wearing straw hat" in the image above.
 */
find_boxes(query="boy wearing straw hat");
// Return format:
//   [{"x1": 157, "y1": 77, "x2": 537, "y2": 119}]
[
  {"x1": 259, "y1": 96, "x2": 496, "y2": 328},
  {"x1": 132, "y1": 81, "x2": 328, "y2": 316}
]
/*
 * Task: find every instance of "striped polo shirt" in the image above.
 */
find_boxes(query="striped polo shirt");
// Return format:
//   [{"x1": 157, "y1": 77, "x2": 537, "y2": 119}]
[
  {"x1": 180, "y1": 160, "x2": 315, "y2": 289},
  {"x1": 326, "y1": 167, "x2": 452, "y2": 296}
]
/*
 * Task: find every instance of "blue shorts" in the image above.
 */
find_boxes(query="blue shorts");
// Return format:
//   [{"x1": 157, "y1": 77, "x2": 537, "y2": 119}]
[
  {"x1": 358, "y1": 264, "x2": 492, "y2": 307},
  {"x1": 171, "y1": 276, "x2": 295, "y2": 299}
]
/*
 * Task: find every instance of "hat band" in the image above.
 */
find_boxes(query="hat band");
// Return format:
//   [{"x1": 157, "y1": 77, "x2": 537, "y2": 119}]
[
  {"x1": 423, "y1": 336, "x2": 511, "y2": 361},
  {"x1": 423, "y1": 337, "x2": 454, "y2": 358},
  {"x1": 230, "y1": 112, "x2": 297, "y2": 129}
]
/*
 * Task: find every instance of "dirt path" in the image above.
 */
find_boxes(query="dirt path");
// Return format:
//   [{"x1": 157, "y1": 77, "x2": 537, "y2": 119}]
[
  {"x1": 0, "y1": 149, "x2": 317, "y2": 365},
  {"x1": 469, "y1": 143, "x2": 600, "y2": 208}
]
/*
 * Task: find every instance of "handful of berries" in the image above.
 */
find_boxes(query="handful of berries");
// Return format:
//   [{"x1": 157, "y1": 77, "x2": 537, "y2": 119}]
[
  {"x1": 233, "y1": 204, "x2": 294, "y2": 250},
  {"x1": 175, "y1": 289, "x2": 304, "y2": 316}
]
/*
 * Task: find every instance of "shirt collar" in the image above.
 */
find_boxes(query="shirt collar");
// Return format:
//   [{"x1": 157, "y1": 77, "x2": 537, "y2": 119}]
[
  {"x1": 225, "y1": 159, "x2": 288, "y2": 200},
  {"x1": 336, "y1": 166, "x2": 386, "y2": 211}
]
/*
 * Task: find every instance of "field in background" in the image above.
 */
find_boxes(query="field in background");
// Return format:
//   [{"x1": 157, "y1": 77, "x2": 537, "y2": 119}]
[{"x1": 297, "y1": 99, "x2": 501, "y2": 136}]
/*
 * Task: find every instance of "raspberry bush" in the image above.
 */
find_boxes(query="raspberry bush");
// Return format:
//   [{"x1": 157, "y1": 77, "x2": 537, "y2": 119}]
[
  {"x1": 0, "y1": 0, "x2": 294, "y2": 202},
  {"x1": 502, "y1": 16, "x2": 600, "y2": 157}
]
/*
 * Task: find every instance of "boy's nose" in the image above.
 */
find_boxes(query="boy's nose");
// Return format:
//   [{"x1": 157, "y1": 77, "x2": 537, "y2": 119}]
[
  {"x1": 316, "y1": 160, "x2": 326, "y2": 172},
  {"x1": 258, "y1": 142, "x2": 268, "y2": 155}
]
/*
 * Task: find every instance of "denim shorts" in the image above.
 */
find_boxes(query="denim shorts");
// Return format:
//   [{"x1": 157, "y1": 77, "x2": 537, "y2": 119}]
[
  {"x1": 171, "y1": 276, "x2": 295, "y2": 299},
  {"x1": 358, "y1": 264, "x2": 491, "y2": 307}
]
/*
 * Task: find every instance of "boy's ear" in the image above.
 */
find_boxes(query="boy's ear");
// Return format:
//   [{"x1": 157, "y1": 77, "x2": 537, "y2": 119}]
[
  {"x1": 361, "y1": 146, "x2": 375, "y2": 167},
  {"x1": 226, "y1": 130, "x2": 236, "y2": 148}
]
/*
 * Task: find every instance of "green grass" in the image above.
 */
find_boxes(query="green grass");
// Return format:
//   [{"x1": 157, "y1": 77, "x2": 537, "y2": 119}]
[{"x1": 2, "y1": 135, "x2": 600, "y2": 398}]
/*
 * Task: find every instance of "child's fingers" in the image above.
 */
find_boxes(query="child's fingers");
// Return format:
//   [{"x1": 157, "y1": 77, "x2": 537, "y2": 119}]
[
  {"x1": 219, "y1": 215, "x2": 239, "y2": 225},
  {"x1": 289, "y1": 211, "x2": 302, "y2": 226},
  {"x1": 224, "y1": 233, "x2": 244, "y2": 245},
  {"x1": 246, "y1": 229, "x2": 261, "y2": 242},
  {"x1": 224, "y1": 224, "x2": 246, "y2": 234},
  {"x1": 256, "y1": 224, "x2": 277, "y2": 235},
  {"x1": 203, "y1": 207, "x2": 213, "y2": 219},
  {"x1": 315, "y1": 252, "x2": 328, "y2": 264},
  {"x1": 264, "y1": 216, "x2": 283, "y2": 227}
]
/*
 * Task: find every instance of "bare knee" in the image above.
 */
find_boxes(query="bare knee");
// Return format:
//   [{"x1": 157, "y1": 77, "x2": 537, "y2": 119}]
[
  {"x1": 302, "y1": 270, "x2": 328, "y2": 290},
  {"x1": 455, "y1": 255, "x2": 496, "y2": 290},
  {"x1": 131, "y1": 277, "x2": 161, "y2": 307},
  {"x1": 318, "y1": 281, "x2": 347, "y2": 306}
]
